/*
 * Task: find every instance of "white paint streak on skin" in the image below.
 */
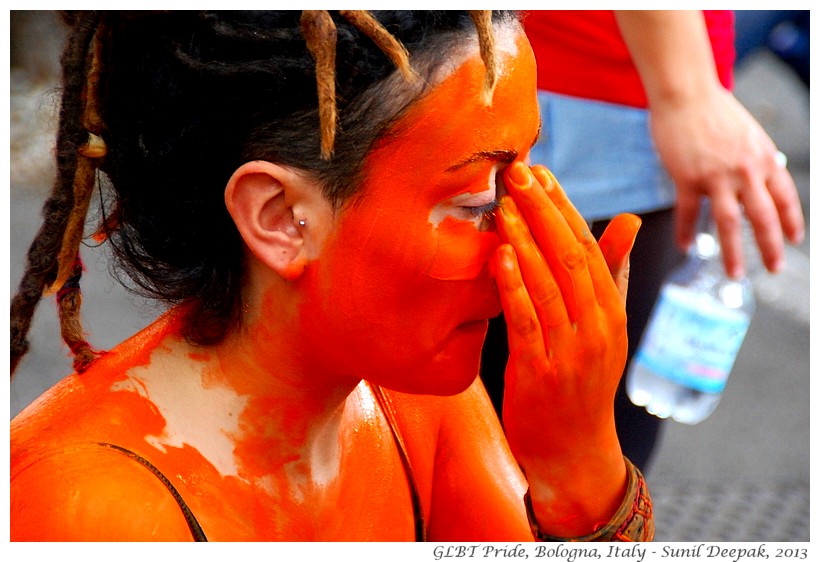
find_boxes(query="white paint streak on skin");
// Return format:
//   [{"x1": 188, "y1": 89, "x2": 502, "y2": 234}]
[
  {"x1": 307, "y1": 381, "x2": 377, "y2": 490},
  {"x1": 255, "y1": 475, "x2": 279, "y2": 498},
  {"x1": 429, "y1": 24, "x2": 520, "y2": 87},
  {"x1": 493, "y1": 25, "x2": 520, "y2": 74},
  {"x1": 429, "y1": 164, "x2": 502, "y2": 228},
  {"x1": 110, "y1": 344, "x2": 249, "y2": 479},
  {"x1": 308, "y1": 404, "x2": 343, "y2": 489},
  {"x1": 354, "y1": 380, "x2": 379, "y2": 424}
]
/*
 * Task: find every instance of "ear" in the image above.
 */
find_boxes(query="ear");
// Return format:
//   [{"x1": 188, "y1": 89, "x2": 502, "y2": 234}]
[{"x1": 225, "y1": 161, "x2": 328, "y2": 281}]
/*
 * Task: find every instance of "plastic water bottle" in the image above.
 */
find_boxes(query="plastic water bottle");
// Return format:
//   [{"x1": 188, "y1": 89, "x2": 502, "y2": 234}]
[{"x1": 626, "y1": 212, "x2": 756, "y2": 425}]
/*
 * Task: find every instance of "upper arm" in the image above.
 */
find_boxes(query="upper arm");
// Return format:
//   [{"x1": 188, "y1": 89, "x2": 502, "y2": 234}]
[
  {"x1": 614, "y1": 11, "x2": 718, "y2": 104},
  {"x1": 425, "y1": 377, "x2": 533, "y2": 541},
  {"x1": 11, "y1": 445, "x2": 197, "y2": 541}
]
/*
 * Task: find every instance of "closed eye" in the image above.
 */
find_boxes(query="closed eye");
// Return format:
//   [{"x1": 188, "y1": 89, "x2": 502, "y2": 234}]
[{"x1": 461, "y1": 199, "x2": 500, "y2": 220}]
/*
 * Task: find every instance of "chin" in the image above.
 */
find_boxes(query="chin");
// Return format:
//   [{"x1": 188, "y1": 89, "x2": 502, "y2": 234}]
[{"x1": 384, "y1": 319, "x2": 489, "y2": 397}]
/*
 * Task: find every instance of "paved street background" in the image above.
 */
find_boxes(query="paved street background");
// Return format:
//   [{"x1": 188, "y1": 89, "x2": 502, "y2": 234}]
[{"x1": 8, "y1": 12, "x2": 812, "y2": 542}]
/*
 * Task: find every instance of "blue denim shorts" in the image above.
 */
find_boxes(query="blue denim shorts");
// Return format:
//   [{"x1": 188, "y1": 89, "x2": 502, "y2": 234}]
[{"x1": 529, "y1": 91, "x2": 676, "y2": 222}]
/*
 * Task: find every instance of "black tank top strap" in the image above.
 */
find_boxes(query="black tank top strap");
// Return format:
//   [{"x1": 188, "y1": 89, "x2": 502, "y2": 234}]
[
  {"x1": 98, "y1": 384, "x2": 425, "y2": 542},
  {"x1": 366, "y1": 382, "x2": 427, "y2": 542},
  {"x1": 96, "y1": 442, "x2": 208, "y2": 541}
]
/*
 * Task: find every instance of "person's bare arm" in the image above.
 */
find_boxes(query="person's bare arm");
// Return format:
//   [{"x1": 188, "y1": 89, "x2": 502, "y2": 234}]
[{"x1": 615, "y1": 10, "x2": 804, "y2": 278}]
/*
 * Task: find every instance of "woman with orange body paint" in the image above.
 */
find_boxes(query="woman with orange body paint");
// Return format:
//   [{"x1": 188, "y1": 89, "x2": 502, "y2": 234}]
[{"x1": 11, "y1": 11, "x2": 651, "y2": 541}]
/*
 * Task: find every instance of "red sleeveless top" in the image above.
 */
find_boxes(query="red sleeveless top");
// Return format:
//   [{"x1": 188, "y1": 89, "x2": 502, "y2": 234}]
[{"x1": 524, "y1": 10, "x2": 735, "y2": 108}]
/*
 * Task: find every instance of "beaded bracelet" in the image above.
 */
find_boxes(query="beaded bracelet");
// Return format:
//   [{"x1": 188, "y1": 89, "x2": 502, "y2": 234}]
[{"x1": 524, "y1": 456, "x2": 654, "y2": 542}]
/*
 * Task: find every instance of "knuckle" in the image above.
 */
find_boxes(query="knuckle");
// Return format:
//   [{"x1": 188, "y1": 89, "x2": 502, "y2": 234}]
[
  {"x1": 510, "y1": 312, "x2": 541, "y2": 340},
  {"x1": 563, "y1": 244, "x2": 587, "y2": 271},
  {"x1": 735, "y1": 154, "x2": 757, "y2": 180},
  {"x1": 530, "y1": 279, "x2": 561, "y2": 306},
  {"x1": 751, "y1": 213, "x2": 780, "y2": 236},
  {"x1": 580, "y1": 231, "x2": 598, "y2": 254},
  {"x1": 714, "y1": 208, "x2": 742, "y2": 232}
]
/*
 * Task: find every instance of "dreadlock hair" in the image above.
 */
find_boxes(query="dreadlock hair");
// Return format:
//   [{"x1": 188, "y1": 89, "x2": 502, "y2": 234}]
[{"x1": 10, "y1": 10, "x2": 517, "y2": 376}]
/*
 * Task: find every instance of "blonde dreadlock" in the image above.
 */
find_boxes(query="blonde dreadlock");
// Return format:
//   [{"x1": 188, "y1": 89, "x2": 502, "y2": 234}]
[
  {"x1": 50, "y1": 19, "x2": 108, "y2": 372},
  {"x1": 11, "y1": 12, "x2": 105, "y2": 376},
  {"x1": 302, "y1": 10, "x2": 498, "y2": 160},
  {"x1": 300, "y1": 11, "x2": 338, "y2": 160},
  {"x1": 469, "y1": 10, "x2": 498, "y2": 105}
]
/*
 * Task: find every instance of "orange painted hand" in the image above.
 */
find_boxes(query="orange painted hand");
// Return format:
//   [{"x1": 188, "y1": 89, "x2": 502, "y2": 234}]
[{"x1": 492, "y1": 162, "x2": 641, "y2": 535}]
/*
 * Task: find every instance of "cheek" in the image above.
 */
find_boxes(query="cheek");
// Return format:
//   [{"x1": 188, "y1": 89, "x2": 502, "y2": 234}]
[
  {"x1": 329, "y1": 203, "x2": 441, "y2": 287},
  {"x1": 303, "y1": 208, "x2": 440, "y2": 331},
  {"x1": 296, "y1": 213, "x2": 498, "y2": 392},
  {"x1": 426, "y1": 216, "x2": 501, "y2": 281}
]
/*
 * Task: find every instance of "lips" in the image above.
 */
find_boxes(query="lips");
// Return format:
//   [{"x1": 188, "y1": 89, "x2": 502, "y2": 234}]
[{"x1": 458, "y1": 280, "x2": 503, "y2": 325}]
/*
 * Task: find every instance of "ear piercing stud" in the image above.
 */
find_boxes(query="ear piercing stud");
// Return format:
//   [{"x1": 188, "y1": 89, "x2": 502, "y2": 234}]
[{"x1": 298, "y1": 219, "x2": 307, "y2": 227}]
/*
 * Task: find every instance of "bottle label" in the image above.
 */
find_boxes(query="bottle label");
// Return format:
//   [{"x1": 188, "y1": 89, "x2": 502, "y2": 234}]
[{"x1": 634, "y1": 285, "x2": 751, "y2": 393}]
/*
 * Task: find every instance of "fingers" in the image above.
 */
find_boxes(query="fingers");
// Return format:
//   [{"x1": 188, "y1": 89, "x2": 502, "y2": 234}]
[
  {"x1": 530, "y1": 166, "x2": 596, "y2": 252},
  {"x1": 495, "y1": 160, "x2": 630, "y2": 370},
  {"x1": 496, "y1": 196, "x2": 566, "y2": 330},
  {"x1": 492, "y1": 244, "x2": 549, "y2": 371},
  {"x1": 500, "y1": 162, "x2": 583, "y2": 323},
  {"x1": 506, "y1": 163, "x2": 627, "y2": 314},
  {"x1": 530, "y1": 165, "x2": 617, "y2": 298},
  {"x1": 532, "y1": 165, "x2": 640, "y2": 312},
  {"x1": 676, "y1": 143, "x2": 805, "y2": 279},
  {"x1": 767, "y1": 160, "x2": 805, "y2": 246},
  {"x1": 739, "y1": 174, "x2": 786, "y2": 274},
  {"x1": 598, "y1": 214, "x2": 642, "y2": 304},
  {"x1": 709, "y1": 186, "x2": 746, "y2": 279},
  {"x1": 674, "y1": 188, "x2": 702, "y2": 253},
  {"x1": 734, "y1": 147, "x2": 804, "y2": 275}
]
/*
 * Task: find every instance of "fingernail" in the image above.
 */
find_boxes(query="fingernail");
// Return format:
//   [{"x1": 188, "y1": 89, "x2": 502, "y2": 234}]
[
  {"x1": 499, "y1": 195, "x2": 518, "y2": 220},
  {"x1": 499, "y1": 244, "x2": 515, "y2": 271},
  {"x1": 533, "y1": 166, "x2": 555, "y2": 192},
  {"x1": 507, "y1": 161, "x2": 531, "y2": 189},
  {"x1": 628, "y1": 214, "x2": 642, "y2": 241}
]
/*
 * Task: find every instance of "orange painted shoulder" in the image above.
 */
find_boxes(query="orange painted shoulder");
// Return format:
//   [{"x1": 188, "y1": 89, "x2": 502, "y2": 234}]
[
  {"x1": 371, "y1": 377, "x2": 502, "y2": 497},
  {"x1": 384, "y1": 377, "x2": 531, "y2": 541},
  {"x1": 11, "y1": 308, "x2": 186, "y2": 457},
  {"x1": 10, "y1": 311, "x2": 200, "y2": 541},
  {"x1": 11, "y1": 444, "x2": 196, "y2": 541},
  {"x1": 379, "y1": 375, "x2": 499, "y2": 447}
]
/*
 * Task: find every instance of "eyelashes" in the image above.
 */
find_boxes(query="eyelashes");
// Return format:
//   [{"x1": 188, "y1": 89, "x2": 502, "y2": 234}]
[
  {"x1": 462, "y1": 199, "x2": 500, "y2": 221},
  {"x1": 454, "y1": 167, "x2": 507, "y2": 224}
]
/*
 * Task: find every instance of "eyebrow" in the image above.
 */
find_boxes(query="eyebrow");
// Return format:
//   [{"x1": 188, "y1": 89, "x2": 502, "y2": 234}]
[
  {"x1": 446, "y1": 149, "x2": 517, "y2": 172},
  {"x1": 446, "y1": 121, "x2": 543, "y2": 172}
]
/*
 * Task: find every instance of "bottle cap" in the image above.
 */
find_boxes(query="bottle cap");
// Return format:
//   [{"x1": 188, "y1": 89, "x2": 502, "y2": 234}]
[{"x1": 694, "y1": 232, "x2": 719, "y2": 258}]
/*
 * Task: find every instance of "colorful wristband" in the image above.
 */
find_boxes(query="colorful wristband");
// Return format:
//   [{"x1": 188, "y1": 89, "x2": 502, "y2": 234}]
[{"x1": 524, "y1": 456, "x2": 654, "y2": 542}]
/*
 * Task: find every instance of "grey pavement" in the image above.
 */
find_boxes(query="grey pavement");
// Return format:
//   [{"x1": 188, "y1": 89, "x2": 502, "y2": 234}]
[{"x1": 8, "y1": 16, "x2": 811, "y2": 542}]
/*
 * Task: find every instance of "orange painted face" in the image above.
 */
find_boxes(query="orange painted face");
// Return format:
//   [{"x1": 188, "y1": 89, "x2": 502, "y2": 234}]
[{"x1": 299, "y1": 30, "x2": 540, "y2": 395}]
